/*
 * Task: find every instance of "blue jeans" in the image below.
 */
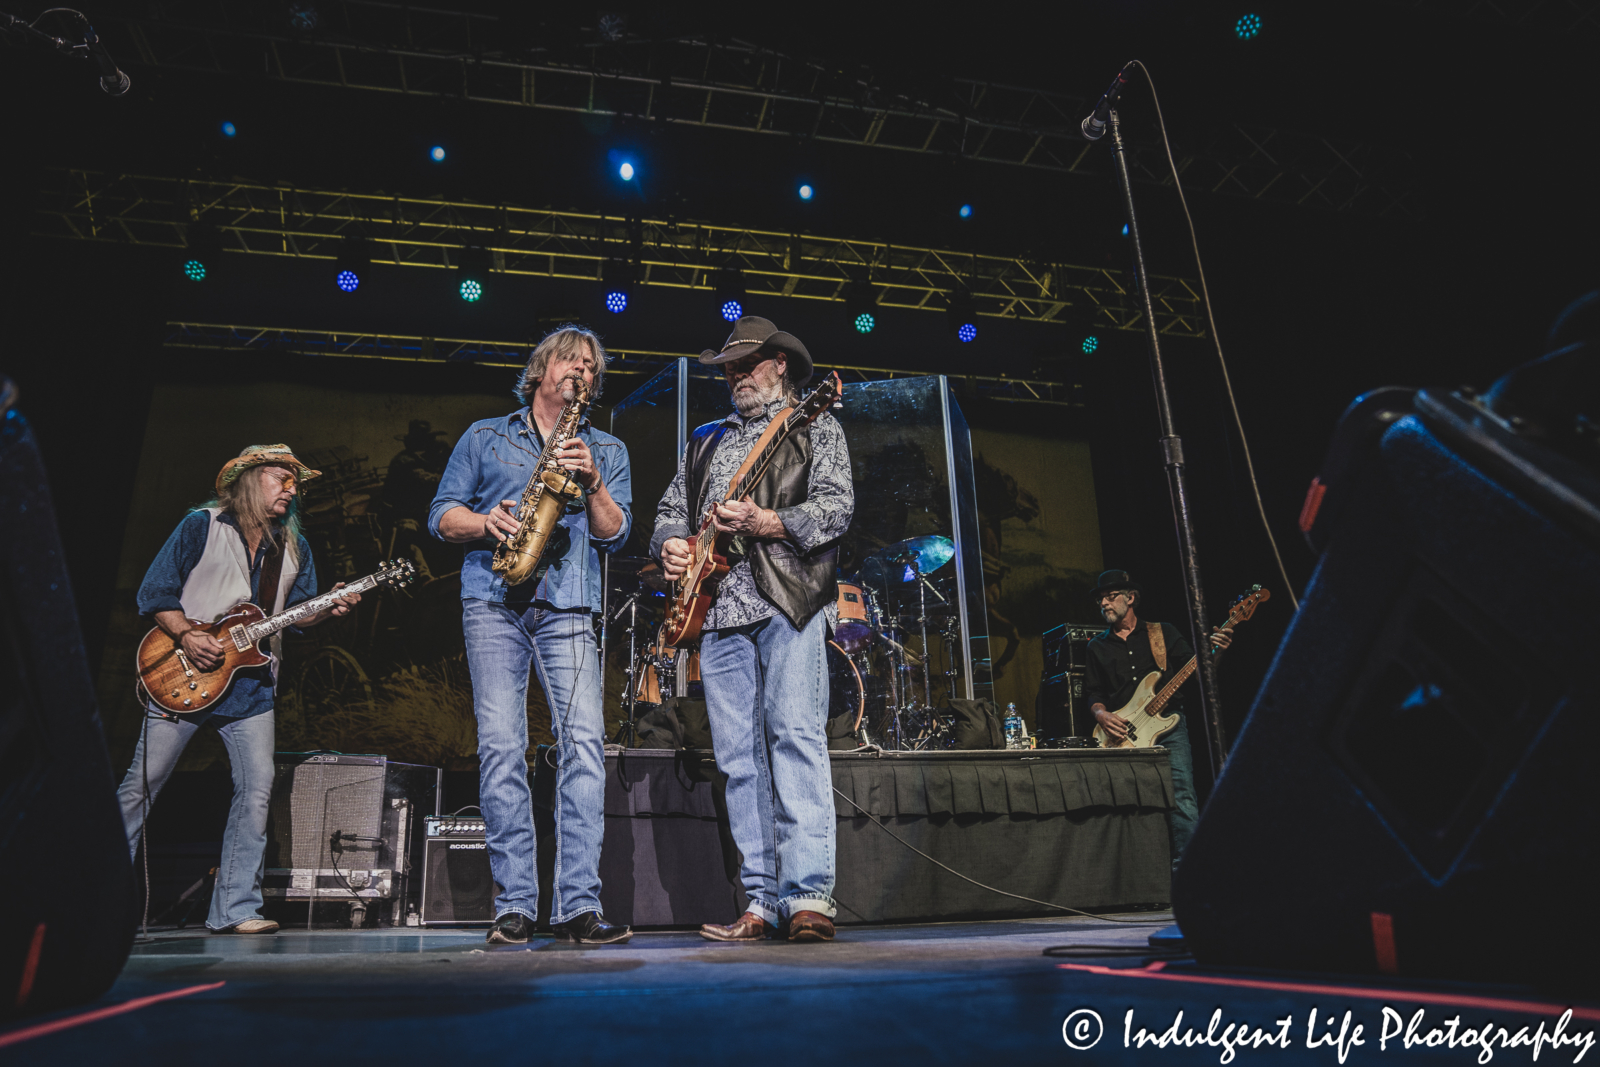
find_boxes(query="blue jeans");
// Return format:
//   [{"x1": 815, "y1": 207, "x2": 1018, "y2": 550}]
[
  {"x1": 1161, "y1": 714, "x2": 1200, "y2": 863},
  {"x1": 462, "y1": 599, "x2": 606, "y2": 924},
  {"x1": 700, "y1": 609, "x2": 837, "y2": 924},
  {"x1": 116, "y1": 710, "x2": 276, "y2": 931}
]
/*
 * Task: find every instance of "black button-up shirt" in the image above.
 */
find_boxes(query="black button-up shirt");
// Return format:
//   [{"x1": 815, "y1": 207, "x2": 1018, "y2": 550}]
[{"x1": 1084, "y1": 620, "x2": 1197, "y2": 713}]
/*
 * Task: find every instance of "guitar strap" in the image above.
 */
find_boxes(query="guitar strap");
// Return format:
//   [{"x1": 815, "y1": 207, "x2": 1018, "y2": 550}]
[
  {"x1": 1147, "y1": 621, "x2": 1167, "y2": 672},
  {"x1": 255, "y1": 540, "x2": 286, "y2": 613}
]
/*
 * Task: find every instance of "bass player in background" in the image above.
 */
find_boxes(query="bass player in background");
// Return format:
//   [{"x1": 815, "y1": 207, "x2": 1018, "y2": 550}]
[
  {"x1": 1084, "y1": 569, "x2": 1231, "y2": 870},
  {"x1": 116, "y1": 444, "x2": 361, "y2": 935},
  {"x1": 654, "y1": 316, "x2": 854, "y2": 944},
  {"x1": 428, "y1": 326, "x2": 633, "y2": 946}
]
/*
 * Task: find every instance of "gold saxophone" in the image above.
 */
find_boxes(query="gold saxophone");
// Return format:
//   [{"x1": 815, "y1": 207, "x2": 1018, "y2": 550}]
[{"x1": 491, "y1": 375, "x2": 592, "y2": 586}]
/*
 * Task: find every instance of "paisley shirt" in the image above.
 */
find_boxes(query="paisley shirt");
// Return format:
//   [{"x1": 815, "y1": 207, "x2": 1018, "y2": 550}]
[{"x1": 652, "y1": 396, "x2": 853, "y2": 631}]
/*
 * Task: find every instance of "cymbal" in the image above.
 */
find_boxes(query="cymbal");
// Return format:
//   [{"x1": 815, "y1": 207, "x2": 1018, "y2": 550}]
[{"x1": 861, "y1": 535, "x2": 955, "y2": 576}]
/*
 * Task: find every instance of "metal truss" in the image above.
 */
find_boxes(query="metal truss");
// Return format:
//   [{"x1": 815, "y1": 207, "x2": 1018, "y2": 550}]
[
  {"x1": 162, "y1": 323, "x2": 1086, "y2": 407},
  {"x1": 1412, "y1": 0, "x2": 1600, "y2": 37},
  {"x1": 79, "y1": 3, "x2": 1418, "y2": 217},
  {"x1": 40, "y1": 169, "x2": 1206, "y2": 337}
]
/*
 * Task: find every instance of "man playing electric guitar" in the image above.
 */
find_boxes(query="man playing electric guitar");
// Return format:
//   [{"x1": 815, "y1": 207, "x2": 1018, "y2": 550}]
[
  {"x1": 1084, "y1": 569, "x2": 1231, "y2": 870},
  {"x1": 653, "y1": 316, "x2": 854, "y2": 944},
  {"x1": 116, "y1": 444, "x2": 360, "y2": 934}
]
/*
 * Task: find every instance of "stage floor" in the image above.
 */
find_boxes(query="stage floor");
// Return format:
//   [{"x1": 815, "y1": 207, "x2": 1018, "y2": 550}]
[{"x1": 7, "y1": 917, "x2": 1597, "y2": 1064}]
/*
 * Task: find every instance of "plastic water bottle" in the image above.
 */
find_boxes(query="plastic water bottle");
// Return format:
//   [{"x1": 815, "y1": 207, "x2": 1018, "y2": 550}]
[{"x1": 1004, "y1": 703, "x2": 1023, "y2": 750}]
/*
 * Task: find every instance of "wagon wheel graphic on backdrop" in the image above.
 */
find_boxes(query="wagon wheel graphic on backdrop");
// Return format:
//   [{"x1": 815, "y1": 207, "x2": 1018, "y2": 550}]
[{"x1": 288, "y1": 646, "x2": 376, "y2": 747}]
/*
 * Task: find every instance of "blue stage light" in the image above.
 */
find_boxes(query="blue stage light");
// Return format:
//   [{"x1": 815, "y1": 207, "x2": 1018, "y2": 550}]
[
  {"x1": 957, "y1": 323, "x2": 977, "y2": 343},
  {"x1": 221, "y1": 121, "x2": 237, "y2": 138},
  {"x1": 336, "y1": 269, "x2": 360, "y2": 292},
  {"x1": 1082, "y1": 334, "x2": 1100, "y2": 354},
  {"x1": 1236, "y1": 13, "x2": 1261, "y2": 38},
  {"x1": 183, "y1": 259, "x2": 206, "y2": 282},
  {"x1": 721, "y1": 299, "x2": 743, "y2": 322},
  {"x1": 959, "y1": 204, "x2": 972, "y2": 218},
  {"x1": 619, "y1": 162, "x2": 635, "y2": 181},
  {"x1": 798, "y1": 184, "x2": 814, "y2": 200},
  {"x1": 460, "y1": 279, "x2": 482, "y2": 302},
  {"x1": 1121, "y1": 223, "x2": 1129, "y2": 236},
  {"x1": 430, "y1": 146, "x2": 446, "y2": 162},
  {"x1": 605, "y1": 290, "x2": 628, "y2": 314},
  {"x1": 854, "y1": 312, "x2": 875, "y2": 334}
]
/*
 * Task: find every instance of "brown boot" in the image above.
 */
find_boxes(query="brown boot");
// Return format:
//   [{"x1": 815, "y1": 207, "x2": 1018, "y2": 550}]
[
  {"x1": 699, "y1": 912, "x2": 772, "y2": 942},
  {"x1": 788, "y1": 911, "x2": 835, "y2": 942}
]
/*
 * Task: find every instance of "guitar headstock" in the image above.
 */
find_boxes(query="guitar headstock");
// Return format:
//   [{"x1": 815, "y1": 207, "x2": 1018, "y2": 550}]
[
  {"x1": 795, "y1": 371, "x2": 843, "y2": 424},
  {"x1": 376, "y1": 559, "x2": 418, "y2": 589},
  {"x1": 1226, "y1": 584, "x2": 1271, "y2": 625}
]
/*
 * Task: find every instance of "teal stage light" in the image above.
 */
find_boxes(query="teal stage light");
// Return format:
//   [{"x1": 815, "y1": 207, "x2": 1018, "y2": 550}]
[
  {"x1": 183, "y1": 259, "x2": 206, "y2": 281},
  {"x1": 854, "y1": 312, "x2": 875, "y2": 334},
  {"x1": 460, "y1": 279, "x2": 483, "y2": 302},
  {"x1": 1082, "y1": 335, "x2": 1100, "y2": 354},
  {"x1": 1236, "y1": 13, "x2": 1261, "y2": 38}
]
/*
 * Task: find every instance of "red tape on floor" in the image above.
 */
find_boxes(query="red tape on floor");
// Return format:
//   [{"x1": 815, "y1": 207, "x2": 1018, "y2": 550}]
[
  {"x1": 0, "y1": 982, "x2": 226, "y2": 1049},
  {"x1": 1056, "y1": 962, "x2": 1600, "y2": 1021}
]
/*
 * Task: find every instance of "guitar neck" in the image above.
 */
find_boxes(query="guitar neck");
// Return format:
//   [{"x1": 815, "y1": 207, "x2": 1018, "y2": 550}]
[
  {"x1": 1144, "y1": 602, "x2": 1253, "y2": 717},
  {"x1": 246, "y1": 572, "x2": 382, "y2": 641}
]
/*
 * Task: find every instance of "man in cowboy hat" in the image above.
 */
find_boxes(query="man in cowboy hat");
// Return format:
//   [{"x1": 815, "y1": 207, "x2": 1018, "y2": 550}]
[
  {"x1": 653, "y1": 315, "x2": 854, "y2": 943},
  {"x1": 116, "y1": 444, "x2": 361, "y2": 934},
  {"x1": 1083, "y1": 569, "x2": 1231, "y2": 868}
]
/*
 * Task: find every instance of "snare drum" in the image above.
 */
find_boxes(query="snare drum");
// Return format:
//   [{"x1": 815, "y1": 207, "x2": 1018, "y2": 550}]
[{"x1": 834, "y1": 582, "x2": 873, "y2": 652}]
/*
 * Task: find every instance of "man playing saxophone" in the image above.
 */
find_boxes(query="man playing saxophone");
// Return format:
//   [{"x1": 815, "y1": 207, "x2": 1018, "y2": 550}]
[{"x1": 429, "y1": 326, "x2": 633, "y2": 945}]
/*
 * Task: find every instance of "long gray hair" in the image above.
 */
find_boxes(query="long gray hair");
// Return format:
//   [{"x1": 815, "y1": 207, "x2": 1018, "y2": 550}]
[
  {"x1": 514, "y1": 325, "x2": 608, "y2": 406},
  {"x1": 197, "y1": 466, "x2": 302, "y2": 556}
]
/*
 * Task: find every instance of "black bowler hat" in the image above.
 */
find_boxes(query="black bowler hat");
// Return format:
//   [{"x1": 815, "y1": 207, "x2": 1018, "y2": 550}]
[
  {"x1": 1089, "y1": 569, "x2": 1141, "y2": 601},
  {"x1": 698, "y1": 315, "x2": 814, "y2": 387}
]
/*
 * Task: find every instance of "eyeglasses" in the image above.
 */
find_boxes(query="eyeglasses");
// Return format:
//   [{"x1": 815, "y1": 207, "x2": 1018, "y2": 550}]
[{"x1": 1098, "y1": 592, "x2": 1131, "y2": 604}]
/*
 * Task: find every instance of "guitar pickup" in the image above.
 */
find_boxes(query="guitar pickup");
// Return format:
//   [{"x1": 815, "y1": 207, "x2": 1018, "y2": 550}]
[{"x1": 229, "y1": 625, "x2": 251, "y2": 651}]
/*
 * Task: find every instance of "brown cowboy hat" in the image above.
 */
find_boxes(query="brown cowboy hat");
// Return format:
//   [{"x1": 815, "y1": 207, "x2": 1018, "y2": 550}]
[
  {"x1": 697, "y1": 315, "x2": 814, "y2": 387},
  {"x1": 215, "y1": 444, "x2": 322, "y2": 492}
]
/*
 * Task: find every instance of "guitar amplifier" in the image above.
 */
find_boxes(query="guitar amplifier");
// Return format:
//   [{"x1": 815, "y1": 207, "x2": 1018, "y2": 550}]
[
  {"x1": 420, "y1": 816, "x2": 499, "y2": 926},
  {"x1": 262, "y1": 754, "x2": 440, "y2": 905},
  {"x1": 1036, "y1": 624, "x2": 1101, "y2": 739}
]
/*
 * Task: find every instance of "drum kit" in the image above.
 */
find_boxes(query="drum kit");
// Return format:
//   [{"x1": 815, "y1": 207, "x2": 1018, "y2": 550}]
[{"x1": 607, "y1": 534, "x2": 966, "y2": 751}]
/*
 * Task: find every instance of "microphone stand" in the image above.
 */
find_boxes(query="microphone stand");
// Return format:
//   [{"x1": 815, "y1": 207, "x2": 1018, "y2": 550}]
[{"x1": 1105, "y1": 107, "x2": 1228, "y2": 780}]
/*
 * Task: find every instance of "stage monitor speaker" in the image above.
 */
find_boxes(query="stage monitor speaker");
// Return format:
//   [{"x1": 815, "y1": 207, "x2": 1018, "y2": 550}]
[
  {"x1": 420, "y1": 816, "x2": 498, "y2": 925},
  {"x1": 1035, "y1": 624, "x2": 1100, "y2": 739},
  {"x1": 1174, "y1": 382, "x2": 1600, "y2": 984},
  {"x1": 0, "y1": 385, "x2": 137, "y2": 1017}
]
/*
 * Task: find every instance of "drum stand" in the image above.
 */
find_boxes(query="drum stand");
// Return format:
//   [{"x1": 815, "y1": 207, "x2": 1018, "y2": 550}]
[{"x1": 612, "y1": 592, "x2": 642, "y2": 747}]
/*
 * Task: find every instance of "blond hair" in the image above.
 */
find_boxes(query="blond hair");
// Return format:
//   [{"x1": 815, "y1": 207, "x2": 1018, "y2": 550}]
[{"x1": 515, "y1": 326, "x2": 608, "y2": 406}]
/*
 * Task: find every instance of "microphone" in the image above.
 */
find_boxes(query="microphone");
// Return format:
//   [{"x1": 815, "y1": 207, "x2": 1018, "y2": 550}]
[
  {"x1": 75, "y1": 16, "x2": 130, "y2": 96},
  {"x1": 1079, "y1": 65, "x2": 1132, "y2": 141}
]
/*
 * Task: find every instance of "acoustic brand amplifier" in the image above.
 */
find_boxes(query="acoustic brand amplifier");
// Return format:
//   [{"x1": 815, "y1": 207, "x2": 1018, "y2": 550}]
[{"x1": 420, "y1": 816, "x2": 498, "y2": 926}]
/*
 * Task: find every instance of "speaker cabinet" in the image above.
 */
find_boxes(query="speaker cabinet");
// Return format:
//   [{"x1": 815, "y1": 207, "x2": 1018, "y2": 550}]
[
  {"x1": 1174, "y1": 388, "x2": 1600, "y2": 982},
  {"x1": 420, "y1": 817, "x2": 498, "y2": 926}
]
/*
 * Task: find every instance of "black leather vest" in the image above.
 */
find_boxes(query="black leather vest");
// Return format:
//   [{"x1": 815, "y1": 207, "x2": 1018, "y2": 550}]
[{"x1": 685, "y1": 416, "x2": 837, "y2": 630}]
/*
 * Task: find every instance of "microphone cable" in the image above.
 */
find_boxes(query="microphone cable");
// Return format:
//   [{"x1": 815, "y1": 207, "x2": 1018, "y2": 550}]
[{"x1": 1126, "y1": 60, "x2": 1300, "y2": 612}]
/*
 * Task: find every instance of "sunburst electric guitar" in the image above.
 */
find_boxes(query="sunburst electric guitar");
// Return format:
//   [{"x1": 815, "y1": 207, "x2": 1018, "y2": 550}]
[
  {"x1": 1091, "y1": 585, "x2": 1271, "y2": 749},
  {"x1": 136, "y1": 559, "x2": 416, "y2": 714},
  {"x1": 656, "y1": 372, "x2": 843, "y2": 649}
]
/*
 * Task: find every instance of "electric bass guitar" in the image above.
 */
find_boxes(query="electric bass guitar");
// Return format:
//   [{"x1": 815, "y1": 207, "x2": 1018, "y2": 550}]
[
  {"x1": 657, "y1": 372, "x2": 843, "y2": 648},
  {"x1": 1091, "y1": 585, "x2": 1271, "y2": 749},
  {"x1": 136, "y1": 559, "x2": 416, "y2": 714}
]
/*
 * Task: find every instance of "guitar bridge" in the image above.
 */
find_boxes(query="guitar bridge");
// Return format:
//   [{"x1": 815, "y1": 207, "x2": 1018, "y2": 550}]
[{"x1": 229, "y1": 625, "x2": 251, "y2": 651}]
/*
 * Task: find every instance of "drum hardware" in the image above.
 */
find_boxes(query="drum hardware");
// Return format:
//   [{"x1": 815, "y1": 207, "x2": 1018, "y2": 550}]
[{"x1": 612, "y1": 589, "x2": 645, "y2": 747}]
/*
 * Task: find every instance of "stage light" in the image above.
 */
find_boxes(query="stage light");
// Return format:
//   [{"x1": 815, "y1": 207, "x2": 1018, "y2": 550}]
[
  {"x1": 947, "y1": 288, "x2": 977, "y2": 342},
  {"x1": 181, "y1": 224, "x2": 223, "y2": 282},
  {"x1": 712, "y1": 269, "x2": 746, "y2": 322},
  {"x1": 798, "y1": 184, "x2": 814, "y2": 200},
  {"x1": 1082, "y1": 334, "x2": 1100, "y2": 354},
  {"x1": 844, "y1": 280, "x2": 878, "y2": 335},
  {"x1": 288, "y1": 3, "x2": 319, "y2": 31},
  {"x1": 1121, "y1": 223, "x2": 1129, "y2": 236},
  {"x1": 456, "y1": 244, "x2": 491, "y2": 303},
  {"x1": 221, "y1": 121, "x2": 237, "y2": 138},
  {"x1": 1236, "y1": 13, "x2": 1260, "y2": 38},
  {"x1": 619, "y1": 161, "x2": 635, "y2": 181},
  {"x1": 430, "y1": 146, "x2": 446, "y2": 162},
  {"x1": 601, "y1": 258, "x2": 634, "y2": 314},
  {"x1": 334, "y1": 235, "x2": 369, "y2": 294},
  {"x1": 959, "y1": 204, "x2": 972, "y2": 218}
]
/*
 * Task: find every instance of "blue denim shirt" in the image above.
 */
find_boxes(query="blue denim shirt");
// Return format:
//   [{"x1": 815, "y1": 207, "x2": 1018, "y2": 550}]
[
  {"x1": 427, "y1": 409, "x2": 632, "y2": 612},
  {"x1": 137, "y1": 510, "x2": 319, "y2": 722}
]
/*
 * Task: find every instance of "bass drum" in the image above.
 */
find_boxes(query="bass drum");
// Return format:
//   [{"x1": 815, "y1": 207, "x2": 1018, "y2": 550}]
[{"x1": 826, "y1": 640, "x2": 867, "y2": 746}]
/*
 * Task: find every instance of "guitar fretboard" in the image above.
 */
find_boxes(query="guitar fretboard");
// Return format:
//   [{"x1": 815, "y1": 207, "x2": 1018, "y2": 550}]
[{"x1": 244, "y1": 572, "x2": 385, "y2": 642}]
